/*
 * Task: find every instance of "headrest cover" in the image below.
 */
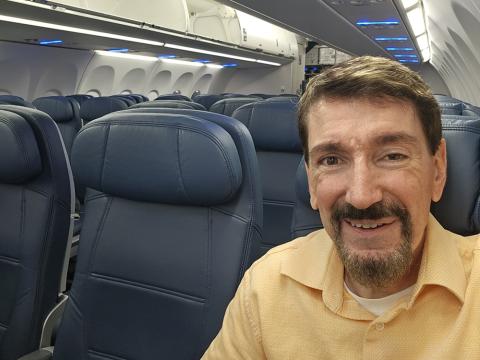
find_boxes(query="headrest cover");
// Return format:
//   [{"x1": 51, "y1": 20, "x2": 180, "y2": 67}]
[
  {"x1": 71, "y1": 113, "x2": 243, "y2": 205},
  {"x1": 0, "y1": 110, "x2": 42, "y2": 183},
  {"x1": 33, "y1": 96, "x2": 75, "y2": 123},
  {"x1": 431, "y1": 115, "x2": 480, "y2": 235},
  {"x1": 130, "y1": 100, "x2": 196, "y2": 110},
  {"x1": 233, "y1": 100, "x2": 302, "y2": 152},
  {"x1": 80, "y1": 97, "x2": 129, "y2": 123}
]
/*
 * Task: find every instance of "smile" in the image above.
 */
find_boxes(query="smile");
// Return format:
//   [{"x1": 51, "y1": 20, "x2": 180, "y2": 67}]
[{"x1": 345, "y1": 219, "x2": 395, "y2": 230}]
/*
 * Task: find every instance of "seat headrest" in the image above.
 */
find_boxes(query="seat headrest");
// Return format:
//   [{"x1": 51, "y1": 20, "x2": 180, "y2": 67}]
[
  {"x1": 80, "y1": 97, "x2": 129, "y2": 123},
  {"x1": 232, "y1": 100, "x2": 302, "y2": 152},
  {"x1": 66, "y1": 94, "x2": 93, "y2": 106},
  {"x1": 0, "y1": 95, "x2": 35, "y2": 108},
  {"x1": 431, "y1": 115, "x2": 480, "y2": 235},
  {"x1": 155, "y1": 94, "x2": 192, "y2": 102},
  {"x1": 71, "y1": 112, "x2": 243, "y2": 205},
  {"x1": 192, "y1": 94, "x2": 223, "y2": 110},
  {"x1": 33, "y1": 96, "x2": 76, "y2": 123},
  {"x1": 0, "y1": 109, "x2": 42, "y2": 183},
  {"x1": 210, "y1": 97, "x2": 260, "y2": 116},
  {"x1": 130, "y1": 100, "x2": 197, "y2": 110}
]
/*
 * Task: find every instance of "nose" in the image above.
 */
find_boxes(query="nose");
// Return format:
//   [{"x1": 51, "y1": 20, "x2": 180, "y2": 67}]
[{"x1": 344, "y1": 161, "x2": 383, "y2": 209}]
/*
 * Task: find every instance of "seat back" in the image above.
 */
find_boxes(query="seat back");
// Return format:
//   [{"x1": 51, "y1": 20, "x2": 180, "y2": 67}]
[
  {"x1": 233, "y1": 98, "x2": 302, "y2": 259},
  {"x1": 155, "y1": 94, "x2": 192, "y2": 102},
  {"x1": 32, "y1": 96, "x2": 82, "y2": 155},
  {"x1": 66, "y1": 94, "x2": 93, "y2": 106},
  {"x1": 291, "y1": 159, "x2": 323, "y2": 238},
  {"x1": 431, "y1": 114, "x2": 480, "y2": 234},
  {"x1": 53, "y1": 110, "x2": 262, "y2": 359},
  {"x1": 0, "y1": 95, "x2": 35, "y2": 108},
  {"x1": 79, "y1": 97, "x2": 129, "y2": 124},
  {"x1": 0, "y1": 105, "x2": 73, "y2": 360},
  {"x1": 210, "y1": 97, "x2": 260, "y2": 116},
  {"x1": 192, "y1": 94, "x2": 223, "y2": 110}
]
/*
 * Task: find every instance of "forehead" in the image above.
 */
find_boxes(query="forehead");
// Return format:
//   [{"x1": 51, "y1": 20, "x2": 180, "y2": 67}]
[{"x1": 306, "y1": 97, "x2": 427, "y2": 150}]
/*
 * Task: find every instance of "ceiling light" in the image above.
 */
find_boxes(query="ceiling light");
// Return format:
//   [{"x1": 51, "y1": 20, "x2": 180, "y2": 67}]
[
  {"x1": 407, "y1": 7, "x2": 426, "y2": 36},
  {"x1": 356, "y1": 19, "x2": 400, "y2": 26},
  {"x1": 164, "y1": 43, "x2": 256, "y2": 62},
  {"x1": 399, "y1": 59, "x2": 420, "y2": 63},
  {"x1": 0, "y1": 15, "x2": 165, "y2": 46},
  {"x1": 158, "y1": 54, "x2": 177, "y2": 59},
  {"x1": 107, "y1": 48, "x2": 129, "y2": 52},
  {"x1": 256, "y1": 60, "x2": 282, "y2": 66},
  {"x1": 416, "y1": 33, "x2": 429, "y2": 50},
  {"x1": 401, "y1": 0, "x2": 419, "y2": 9},
  {"x1": 206, "y1": 64, "x2": 223, "y2": 69},
  {"x1": 160, "y1": 58, "x2": 204, "y2": 66},
  {"x1": 421, "y1": 47, "x2": 430, "y2": 62},
  {"x1": 394, "y1": 54, "x2": 418, "y2": 58},
  {"x1": 223, "y1": 63, "x2": 238, "y2": 68},
  {"x1": 95, "y1": 50, "x2": 157, "y2": 61}
]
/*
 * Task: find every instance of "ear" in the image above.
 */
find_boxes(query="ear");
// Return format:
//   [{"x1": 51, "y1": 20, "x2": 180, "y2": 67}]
[
  {"x1": 431, "y1": 138, "x2": 447, "y2": 202},
  {"x1": 305, "y1": 160, "x2": 319, "y2": 210}
]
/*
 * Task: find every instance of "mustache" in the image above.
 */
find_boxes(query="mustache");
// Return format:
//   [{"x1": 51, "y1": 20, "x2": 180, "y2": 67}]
[{"x1": 331, "y1": 201, "x2": 408, "y2": 222}]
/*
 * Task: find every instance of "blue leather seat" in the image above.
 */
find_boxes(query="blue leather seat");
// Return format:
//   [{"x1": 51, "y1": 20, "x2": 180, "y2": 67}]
[
  {"x1": 110, "y1": 95, "x2": 137, "y2": 107},
  {"x1": 291, "y1": 159, "x2": 323, "y2": 238},
  {"x1": 32, "y1": 96, "x2": 82, "y2": 155},
  {"x1": 130, "y1": 100, "x2": 206, "y2": 111},
  {"x1": 0, "y1": 105, "x2": 73, "y2": 360},
  {"x1": 155, "y1": 94, "x2": 192, "y2": 102},
  {"x1": 210, "y1": 97, "x2": 260, "y2": 117},
  {"x1": 66, "y1": 94, "x2": 92, "y2": 106},
  {"x1": 431, "y1": 114, "x2": 480, "y2": 234},
  {"x1": 0, "y1": 95, "x2": 35, "y2": 108},
  {"x1": 50, "y1": 110, "x2": 262, "y2": 359},
  {"x1": 232, "y1": 98, "x2": 302, "y2": 259},
  {"x1": 79, "y1": 97, "x2": 129, "y2": 124},
  {"x1": 192, "y1": 94, "x2": 223, "y2": 110}
]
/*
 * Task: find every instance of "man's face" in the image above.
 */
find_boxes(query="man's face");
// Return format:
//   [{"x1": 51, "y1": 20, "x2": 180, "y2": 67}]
[{"x1": 305, "y1": 98, "x2": 446, "y2": 288}]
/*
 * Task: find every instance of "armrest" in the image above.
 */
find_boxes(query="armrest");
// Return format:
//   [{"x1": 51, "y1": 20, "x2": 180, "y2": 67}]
[
  {"x1": 18, "y1": 348, "x2": 53, "y2": 360},
  {"x1": 40, "y1": 294, "x2": 68, "y2": 347}
]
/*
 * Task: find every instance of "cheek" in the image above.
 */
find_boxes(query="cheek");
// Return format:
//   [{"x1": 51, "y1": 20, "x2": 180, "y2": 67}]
[{"x1": 312, "y1": 176, "x2": 346, "y2": 217}]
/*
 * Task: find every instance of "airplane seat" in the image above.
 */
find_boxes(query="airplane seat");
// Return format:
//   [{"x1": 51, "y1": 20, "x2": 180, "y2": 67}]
[
  {"x1": 290, "y1": 159, "x2": 323, "y2": 238},
  {"x1": 79, "y1": 97, "x2": 129, "y2": 125},
  {"x1": 0, "y1": 95, "x2": 35, "y2": 108},
  {"x1": 249, "y1": 93, "x2": 276, "y2": 99},
  {"x1": 66, "y1": 94, "x2": 92, "y2": 106},
  {"x1": 232, "y1": 99, "x2": 302, "y2": 260},
  {"x1": 431, "y1": 114, "x2": 480, "y2": 235},
  {"x1": 32, "y1": 96, "x2": 82, "y2": 156},
  {"x1": 155, "y1": 94, "x2": 192, "y2": 102},
  {"x1": 210, "y1": 97, "x2": 260, "y2": 117},
  {"x1": 129, "y1": 94, "x2": 146, "y2": 103},
  {"x1": 462, "y1": 104, "x2": 480, "y2": 116},
  {"x1": 192, "y1": 94, "x2": 223, "y2": 110},
  {"x1": 49, "y1": 110, "x2": 262, "y2": 359},
  {"x1": 130, "y1": 100, "x2": 206, "y2": 111},
  {"x1": 0, "y1": 105, "x2": 73, "y2": 360},
  {"x1": 110, "y1": 95, "x2": 137, "y2": 107}
]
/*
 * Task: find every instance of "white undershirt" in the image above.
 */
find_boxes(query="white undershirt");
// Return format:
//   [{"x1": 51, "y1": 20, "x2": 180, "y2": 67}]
[{"x1": 344, "y1": 283, "x2": 415, "y2": 316}]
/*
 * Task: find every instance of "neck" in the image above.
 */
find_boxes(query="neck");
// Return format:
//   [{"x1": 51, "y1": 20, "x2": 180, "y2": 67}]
[{"x1": 345, "y1": 242, "x2": 424, "y2": 299}]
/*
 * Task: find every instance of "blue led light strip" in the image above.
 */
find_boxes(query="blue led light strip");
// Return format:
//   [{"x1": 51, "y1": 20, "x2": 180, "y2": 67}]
[
  {"x1": 394, "y1": 54, "x2": 418, "y2": 58},
  {"x1": 356, "y1": 20, "x2": 400, "y2": 26},
  {"x1": 399, "y1": 59, "x2": 420, "y2": 63},
  {"x1": 375, "y1": 37, "x2": 408, "y2": 41},
  {"x1": 39, "y1": 39, "x2": 63, "y2": 45},
  {"x1": 385, "y1": 47, "x2": 414, "y2": 51}
]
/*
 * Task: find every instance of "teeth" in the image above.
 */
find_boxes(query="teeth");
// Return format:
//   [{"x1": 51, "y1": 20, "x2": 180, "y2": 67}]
[{"x1": 351, "y1": 223, "x2": 382, "y2": 229}]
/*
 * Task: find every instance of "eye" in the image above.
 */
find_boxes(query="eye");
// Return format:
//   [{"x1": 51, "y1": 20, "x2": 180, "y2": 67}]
[
  {"x1": 384, "y1": 153, "x2": 407, "y2": 161},
  {"x1": 320, "y1": 156, "x2": 341, "y2": 166}
]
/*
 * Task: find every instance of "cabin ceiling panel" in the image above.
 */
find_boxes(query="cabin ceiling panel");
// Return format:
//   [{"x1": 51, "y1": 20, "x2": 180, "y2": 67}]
[
  {"x1": 216, "y1": 0, "x2": 391, "y2": 56},
  {"x1": 425, "y1": 0, "x2": 480, "y2": 104}
]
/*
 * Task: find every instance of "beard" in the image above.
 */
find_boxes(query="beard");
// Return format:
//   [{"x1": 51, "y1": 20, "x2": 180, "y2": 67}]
[{"x1": 330, "y1": 200, "x2": 413, "y2": 288}]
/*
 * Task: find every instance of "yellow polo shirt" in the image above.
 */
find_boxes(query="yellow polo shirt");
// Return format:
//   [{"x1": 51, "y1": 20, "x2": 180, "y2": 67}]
[{"x1": 202, "y1": 215, "x2": 480, "y2": 359}]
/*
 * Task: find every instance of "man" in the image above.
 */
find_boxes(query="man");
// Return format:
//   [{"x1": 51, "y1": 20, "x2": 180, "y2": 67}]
[{"x1": 202, "y1": 56, "x2": 480, "y2": 359}]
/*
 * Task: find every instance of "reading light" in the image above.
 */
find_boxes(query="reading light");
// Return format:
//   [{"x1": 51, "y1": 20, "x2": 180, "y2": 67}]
[{"x1": 95, "y1": 50, "x2": 157, "y2": 61}]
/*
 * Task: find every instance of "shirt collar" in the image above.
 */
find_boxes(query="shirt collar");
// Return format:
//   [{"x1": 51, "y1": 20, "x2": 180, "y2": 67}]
[{"x1": 281, "y1": 214, "x2": 467, "y2": 309}]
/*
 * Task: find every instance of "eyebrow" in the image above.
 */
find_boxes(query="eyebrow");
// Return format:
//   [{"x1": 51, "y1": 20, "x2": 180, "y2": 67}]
[{"x1": 309, "y1": 132, "x2": 421, "y2": 158}]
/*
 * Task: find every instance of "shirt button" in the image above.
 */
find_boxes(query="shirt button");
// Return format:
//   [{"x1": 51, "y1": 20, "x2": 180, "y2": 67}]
[{"x1": 375, "y1": 322, "x2": 385, "y2": 331}]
